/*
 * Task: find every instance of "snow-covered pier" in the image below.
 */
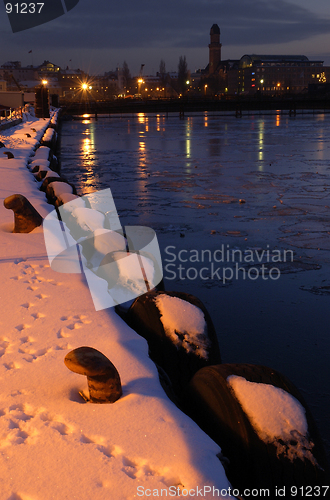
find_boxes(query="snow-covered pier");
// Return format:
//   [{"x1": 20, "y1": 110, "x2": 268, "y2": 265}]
[
  {"x1": 0, "y1": 108, "x2": 232, "y2": 499},
  {"x1": 0, "y1": 108, "x2": 328, "y2": 499}
]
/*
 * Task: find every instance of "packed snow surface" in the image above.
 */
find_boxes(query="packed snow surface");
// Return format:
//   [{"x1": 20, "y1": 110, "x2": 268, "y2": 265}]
[
  {"x1": 154, "y1": 295, "x2": 209, "y2": 358},
  {"x1": 0, "y1": 110, "x2": 233, "y2": 499},
  {"x1": 227, "y1": 375, "x2": 317, "y2": 464}
]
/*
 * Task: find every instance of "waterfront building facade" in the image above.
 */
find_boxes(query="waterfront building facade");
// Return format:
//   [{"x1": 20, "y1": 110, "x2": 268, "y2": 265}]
[
  {"x1": 205, "y1": 24, "x2": 330, "y2": 96},
  {"x1": 233, "y1": 54, "x2": 330, "y2": 95}
]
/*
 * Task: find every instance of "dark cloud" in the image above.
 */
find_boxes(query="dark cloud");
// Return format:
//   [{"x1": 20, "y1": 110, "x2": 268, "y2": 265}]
[
  {"x1": 4, "y1": 0, "x2": 330, "y2": 49},
  {"x1": 1, "y1": 0, "x2": 330, "y2": 70}
]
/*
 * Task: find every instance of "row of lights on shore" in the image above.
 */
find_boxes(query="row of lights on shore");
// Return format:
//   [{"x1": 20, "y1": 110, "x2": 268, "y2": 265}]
[
  {"x1": 41, "y1": 77, "x2": 209, "y2": 95},
  {"x1": 41, "y1": 80, "x2": 92, "y2": 90},
  {"x1": 40, "y1": 79, "x2": 225, "y2": 98}
]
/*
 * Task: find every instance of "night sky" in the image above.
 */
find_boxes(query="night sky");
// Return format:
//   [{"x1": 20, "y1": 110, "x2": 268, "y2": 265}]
[{"x1": 1, "y1": 0, "x2": 330, "y2": 75}]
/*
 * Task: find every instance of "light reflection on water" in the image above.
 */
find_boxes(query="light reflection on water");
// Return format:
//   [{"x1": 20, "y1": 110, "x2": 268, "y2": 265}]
[{"x1": 60, "y1": 112, "x2": 330, "y2": 460}]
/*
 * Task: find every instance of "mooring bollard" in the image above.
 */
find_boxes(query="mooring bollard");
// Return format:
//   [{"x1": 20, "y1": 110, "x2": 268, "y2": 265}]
[
  {"x1": 4, "y1": 194, "x2": 43, "y2": 233},
  {"x1": 64, "y1": 346, "x2": 122, "y2": 404},
  {"x1": 3, "y1": 151, "x2": 14, "y2": 158}
]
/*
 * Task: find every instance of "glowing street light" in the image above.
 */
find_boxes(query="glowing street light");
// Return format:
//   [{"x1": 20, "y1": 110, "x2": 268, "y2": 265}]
[
  {"x1": 138, "y1": 78, "x2": 144, "y2": 95},
  {"x1": 42, "y1": 80, "x2": 48, "y2": 85},
  {"x1": 81, "y1": 83, "x2": 88, "y2": 90}
]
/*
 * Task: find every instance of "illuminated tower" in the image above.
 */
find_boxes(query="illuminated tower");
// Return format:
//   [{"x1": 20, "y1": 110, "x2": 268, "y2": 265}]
[{"x1": 209, "y1": 24, "x2": 221, "y2": 74}]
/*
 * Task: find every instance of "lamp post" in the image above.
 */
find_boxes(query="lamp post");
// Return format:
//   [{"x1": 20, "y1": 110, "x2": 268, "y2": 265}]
[
  {"x1": 35, "y1": 79, "x2": 49, "y2": 118},
  {"x1": 42, "y1": 80, "x2": 47, "y2": 116},
  {"x1": 138, "y1": 78, "x2": 143, "y2": 98},
  {"x1": 185, "y1": 80, "x2": 190, "y2": 97},
  {"x1": 81, "y1": 82, "x2": 92, "y2": 114}
]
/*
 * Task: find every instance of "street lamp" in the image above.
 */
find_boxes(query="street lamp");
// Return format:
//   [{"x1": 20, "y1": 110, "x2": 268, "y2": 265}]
[
  {"x1": 138, "y1": 78, "x2": 144, "y2": 96},
  {"x1": 38, "y1": 80, "x2": 49, "y2": 118}
]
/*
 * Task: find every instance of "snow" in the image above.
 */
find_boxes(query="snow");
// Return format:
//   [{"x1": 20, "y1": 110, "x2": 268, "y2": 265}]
[
  {"x1": 227, "y1": 375, "x2": 317, "y2": 464},
  {"x1": 33, "y1": 145, "x2": 52, "y2": 161},
  {"x1": 81, "y1": 249, "x2": 156, "y2": 311},
  {"x1": 32, "y1": 165, "x2": 51, "y2": 177},
  {"x1": 43, "y1": 170, "x2": 60, "y2": 180},
  {"x1": 114, "y1": 251, "x2": 155, "y2": 293},
  {"x1": 0, "y1": 111, "x2": 234, "y2": 499},
  {"x1": 43, "y1": 128, "x2": 57, "y2": 142},
  {"x1": 48, "y1": 181, "x2": 74, "y2": 197},
  {"x1": 154, "y1": 295, "x2": 209, "y2": 358},
  {"x1": 93, "y1": 228, "x2": 127, "y2": 255},
  {"x1": 58, "y1": 194, "x2": 86, "y2": 212},
  {"x1": 48, "y1": 190, "x2": 164, "y2": 312},
  {"x1": 70, "y1": 207, "x2": 105, "y2": 233},
  {"x1": 29, "y1": 159, "x2": 50, "y2": 170}
]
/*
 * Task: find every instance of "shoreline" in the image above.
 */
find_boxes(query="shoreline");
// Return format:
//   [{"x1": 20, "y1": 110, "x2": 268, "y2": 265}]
[
  {"x1": 0, "y1": 108, "x2": 232, "y2": 499},
  {"x1": 0, "y1": 109, "x2": 328, "y2": 498},
  {"x1": 60, "y1": 96, "x2": 330, "y2": 118}
]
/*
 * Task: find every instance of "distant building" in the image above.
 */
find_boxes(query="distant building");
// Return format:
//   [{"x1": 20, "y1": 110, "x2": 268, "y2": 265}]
[
  {"x1": 58, "y1": 67, "x2": 86, "y2": 97},
  {"x1": 233, "y1": 54, "x2": 330, "y2": 95},
  {"x1": 38, "y1": 60, "x2": 60, "y2": 74},
  {"x1": 0, "y1": 61, "x2": 38, "y2": 89},
  {"x1": 91, "y1": 69, "x2": 121, "y2": 99},
  {"x1": 202, "y1": 24, "x2": 238, "y2": 96},
  {"x1": 0, "y1": 59, "x2": 88, "y2": 97},
  {"x1": 204, "y1": 25, "x2": 330, "y2": 96}
]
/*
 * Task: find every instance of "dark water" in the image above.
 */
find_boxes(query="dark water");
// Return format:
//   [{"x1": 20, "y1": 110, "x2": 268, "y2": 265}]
[{"x1": 59, "y1": 112, "x2": 330, "y2": 461}]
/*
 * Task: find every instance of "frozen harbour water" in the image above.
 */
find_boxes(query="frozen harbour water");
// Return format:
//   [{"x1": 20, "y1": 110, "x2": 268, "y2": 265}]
[{"x1": 60, "y1": 111, "x2": 330, "y2": 461}]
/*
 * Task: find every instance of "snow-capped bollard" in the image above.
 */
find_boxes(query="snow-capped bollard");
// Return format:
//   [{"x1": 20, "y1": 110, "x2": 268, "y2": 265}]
[
  {"x1": 39, "y1": 177, "x2": 76, "y2": 205},
  {"x1": 186, "y1": 363, "x2": 329, "y2": 492},
  {"x1": 4, "y1": 194, "x2": 43, "y2": 233},
  {"x1": 126, "y1": 291, "x2": 221, "y2": 398},
  {"x1": 64, "y1": 346, "x2": 122, "y2": 404}
]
